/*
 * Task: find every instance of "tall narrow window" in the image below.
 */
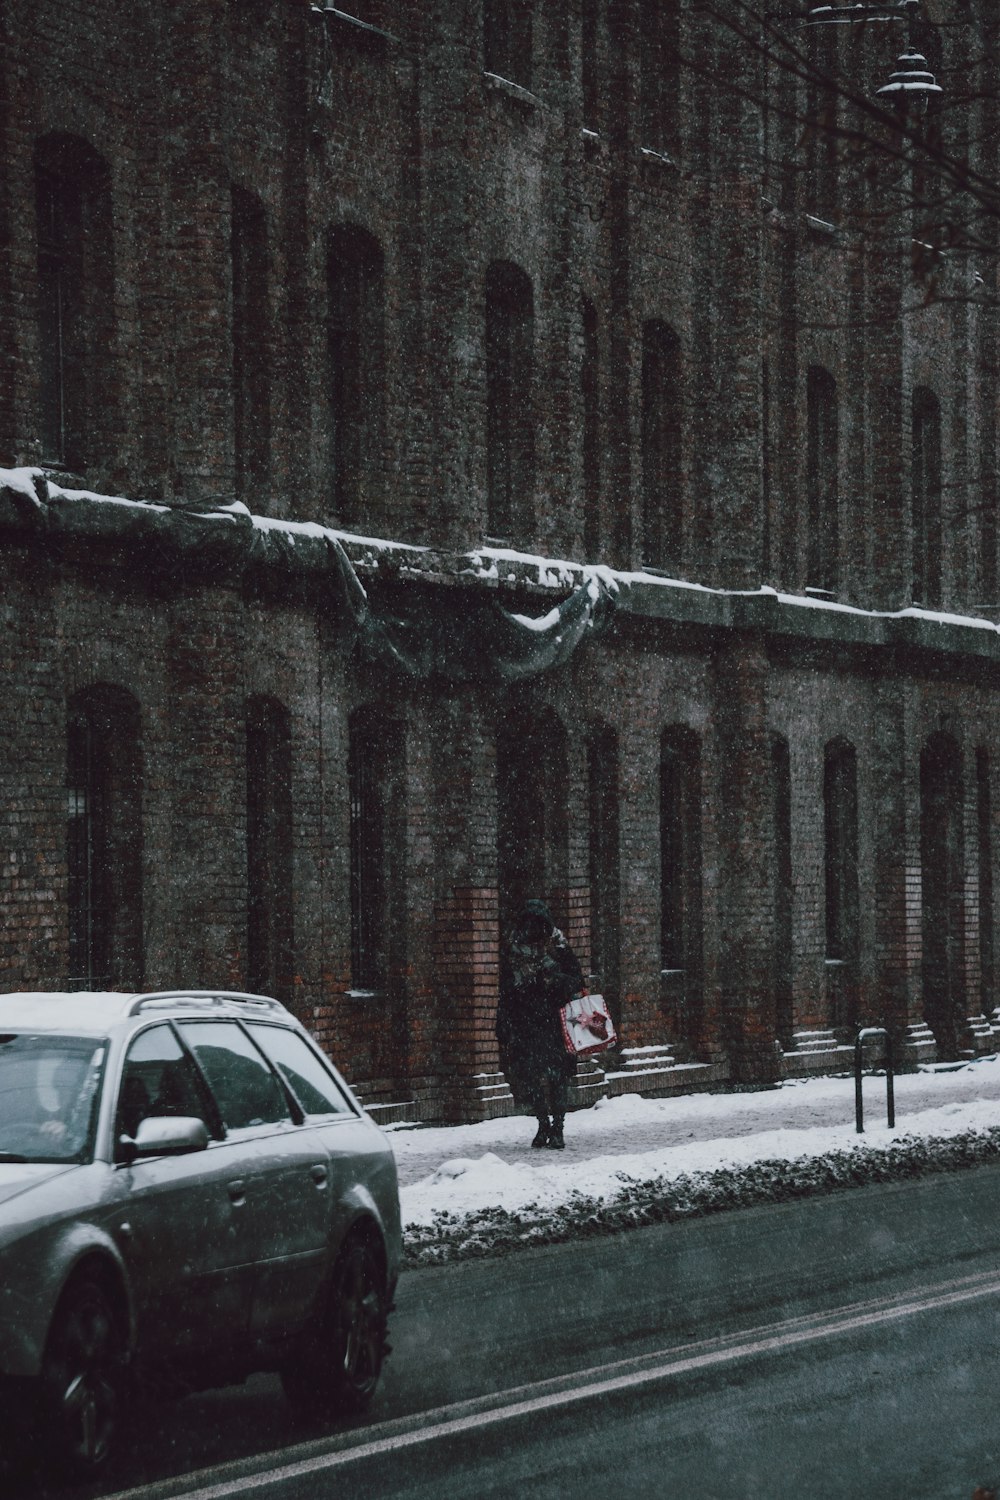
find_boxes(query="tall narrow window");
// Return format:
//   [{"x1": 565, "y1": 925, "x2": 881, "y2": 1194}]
[
  {"x1": 484, "y1": 0, "x2": 532, "y2": 89},
  {"x1": 67, "y1": 686, "x2": 143, "y2": 990},
  {"x1": 587, "y1": 723, "x2": 620, "y2": 1024},
  {"x1": 912, "y1": 386, "x2": 942, "y2": 608},
  {"x1": 921, "y1": 732, "x2": 964, "y2": 1059},
  {"x1": 582, "y1": 1, "x2": 600, "y2": 131},
  {"x1": 485, "y1": 261, "x2": 534, "y2": 539},
  {"x1": 824, "y1": 739, "x2": 859, "y2": 1028},
  {"x1": 581, "y1": 296, "x2": 601, "y2": 561},
  {"x1": 246, "y1": 697, "x2": 293, "y2": 1002},
  {"x1": 496, "y1": 711, "x2": 568, "y2": 938},
  {"x1": 639, "y1": 0, "x2": 680, "y2": 153},
  {"x1": 978, "y1": 749, "x2": 994, "y2": 1019},
  {"x1": 806, "y1": 365, "x2": 838, "y2": 591},
  {"x1": 35, "y1": 135, "x2": 113, "y2": 471},
  {"x1": 231, "y1": 187, "x2": 271, "y2": 502},
  {"x1": 771, "y1": 734, "x2": 793, "y2": 1046},
  {"x1": 327, "y1": 225, "x2": 385, "y2": 527},
  {"x1": 349, "y1": 711, "x2": 403, "y2": 992},
  {"x1": 660, "y1": 727, "x2": 703, "y2": 983},
  {"x1": 804, "y1": 25, "x2": 838, "y2": 219},
  {"x1": 641, "y1": 320, "x2": 682, "y2": 569}
]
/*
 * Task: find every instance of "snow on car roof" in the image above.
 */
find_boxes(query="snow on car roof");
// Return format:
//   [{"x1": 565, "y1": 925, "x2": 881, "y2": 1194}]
[{"x1": 0, "y1": 991, "x2": 137, "y2": 1033}]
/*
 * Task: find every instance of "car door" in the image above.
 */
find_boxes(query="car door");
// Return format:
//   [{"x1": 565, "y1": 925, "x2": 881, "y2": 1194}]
[
  {"x1": 176, "y1": 1019, "x2": 331, "y2": 1344},
  {"x1": 112, "y1": 1023, "x2": 257, "y2": 1364}
]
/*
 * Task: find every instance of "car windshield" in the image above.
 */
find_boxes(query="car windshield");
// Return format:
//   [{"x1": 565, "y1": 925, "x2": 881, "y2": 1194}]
[{"x1": 0, "y1": 1034, "x2": 107, "y2": 1163}]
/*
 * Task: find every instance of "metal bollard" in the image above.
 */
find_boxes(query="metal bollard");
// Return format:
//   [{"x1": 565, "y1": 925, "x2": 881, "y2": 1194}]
[{"x1": 855, "y1": 1027, "x2": 895, "y2": 1133}]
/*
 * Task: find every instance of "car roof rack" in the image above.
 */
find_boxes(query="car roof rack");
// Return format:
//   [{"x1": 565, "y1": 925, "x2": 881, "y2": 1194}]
[{"x1": 126, "y1": 990, "x2": 288, "y2": 1017}]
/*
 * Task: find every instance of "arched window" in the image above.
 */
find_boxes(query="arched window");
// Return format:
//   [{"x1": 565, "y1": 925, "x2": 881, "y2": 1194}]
[
  {"x1": 35, "y1": 135, "x2": 114, "y2": 471},
  {"x1": 484, "y1": 0, "x2": 532, "y2": 89},
  {"x1": 912, "y1": 386, "x2": 942, "y2": 608},
  {"x1": 641, "y1": 320, "x2": 682, "y2": 569},
  {"x1": 349, "y1": 709, "x2": 404, "y2": 992},
  {"x1": 639, "y1": 0, "x2": 680, "y2": 153},
  {"x1": 67, "y1": 686, "x2": 143, "y2": 990},
  {"x1": 246, "y1": 697, "x2": 293, "y2": 1001},
  {"x1": 327, "y1": 225, "x2": 385, "y2": 527},
  {"x1": 231, "y1": 187, "x2": 271, "y2": 502},
  {"x1": 920, "y1": 732, "x2": 964, "y2": 1059},
  {"x1": 771, "y1": 734, "x2": 793, "y2": 1046},
  {"x1": 824, "y1": 738, "x2": 859, "y2": 1028},
  {"x1": 485, "y1": 261, "x2": 534, "y2": 539},
  {"x1": 587, "y1": 722, "x2": 620, "y2": 1024},
  {"x1": 806, "y1": 365, "x2": 838, "y2": 592},
  {"x1": 581, "y1": 296, "x2": 601, "y2": 561}
]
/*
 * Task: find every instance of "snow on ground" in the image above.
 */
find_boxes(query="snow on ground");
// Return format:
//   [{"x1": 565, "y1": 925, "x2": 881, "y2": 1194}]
[{"x1": 387, "y1": 1057, "x2": 1000, "y2": 1266}]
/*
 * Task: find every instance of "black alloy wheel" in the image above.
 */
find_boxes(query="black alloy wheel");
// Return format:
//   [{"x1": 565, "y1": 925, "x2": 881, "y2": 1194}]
[
  {"x1": 41, "y1": 1276, "x2": 122, "y2": 1478},
  {"x1": 283, "y1": 1234, "x2": 387, "y2": 1418}
]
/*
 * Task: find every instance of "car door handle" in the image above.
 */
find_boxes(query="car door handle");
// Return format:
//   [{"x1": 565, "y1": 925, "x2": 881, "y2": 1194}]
[
  {"x1": 228, "y1": 1179, "x2": 247, "y2": 1204},
  {"x1": 310, "y1": 1163, "x2": 328, "y2": 1187}
]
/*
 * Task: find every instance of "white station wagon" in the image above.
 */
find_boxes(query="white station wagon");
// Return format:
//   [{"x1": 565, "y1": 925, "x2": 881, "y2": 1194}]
[{"x1": 0, "y1": 990, "x2": 402, "y2": 1478}]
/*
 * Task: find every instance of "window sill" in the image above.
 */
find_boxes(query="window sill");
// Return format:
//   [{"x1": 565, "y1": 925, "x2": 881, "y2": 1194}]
[
  {"x1": 805, "y1": 213, "x2": 838, "y2": 238},
  {"x1": 483, "y1": 72, "x2": 544, "y2": 111},
  {"x1": 639, "y1": 145, "x2": 676, "y2": 169},
  {"x1": 345, "y1": 988, "x2": 384, "y2": 1001},
  {"x1": 315, "y1": 6, "x2": 398, "y2": 49}
]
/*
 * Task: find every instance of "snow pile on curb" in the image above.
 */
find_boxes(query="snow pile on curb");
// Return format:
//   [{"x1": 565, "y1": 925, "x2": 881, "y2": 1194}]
[{"x1": 400, "y1": 1103, "x2": 1000, "y2": 1268}]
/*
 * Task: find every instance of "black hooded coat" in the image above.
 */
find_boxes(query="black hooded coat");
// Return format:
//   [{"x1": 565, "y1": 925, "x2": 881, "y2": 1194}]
[{"x1": 495, "y1": 900, "x2": 583, "y2": 1103}]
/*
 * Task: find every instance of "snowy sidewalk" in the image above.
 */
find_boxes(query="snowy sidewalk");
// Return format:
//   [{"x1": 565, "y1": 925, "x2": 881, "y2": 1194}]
[{"x1": 384, "y1": 1056, "x2": 1000, "y2": 1265}]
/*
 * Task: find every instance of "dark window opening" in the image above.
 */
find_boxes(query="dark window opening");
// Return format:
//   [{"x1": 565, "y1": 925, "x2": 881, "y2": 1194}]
[
  {"x1": 824, "y1": 738, "x2": 859, "y2": 1029},
  {"x1": 485, "y1": 261, "x2": 534, "y2": 540},
  {"x1": 327, "y1": 225, "x2": 385, "y2": 528},
  {"x1": 978, "y1": 749, "x2": 994, "y2": 1019},
  {"x1": 246, "y1": 696, "x2": 293, "y2": 1003},
  {"x1": 232, "y1": 187, "x2": 271, "y2": 502},
  {"x1": 484, "y1": 0, "x2": 532, "y2": 89},
  {"x1": 67, "y1": 686, "x2": 143, "y2": 990},
  {"x1": 582, "y1": 1, "x2": 600, "y2": 130},
  {"x1": 920, "y1": 732, "x2": 965, "y2": 1060},
  {"x1": 349, "y1": 711, "x2": 404, "y2": 991},
  {"x1": 587, "y1": 723, "x2": 620, "y2": 1027},
  {"x1": 912, "y1": 386, "x2": 942, "y2": 608},
  {"x1": 806, "y1": 364, "x2": 838, "y2": 592},
  {"x1": 641, "y1": 320, "x2": 682, "y2": 570},
  {"x1": 805, "y1": 27, "x2": 838, "y2": 219},
  {"x1": 660, "y1": 727, "x2": 703, "y2": 1050},
  {"x1": 771, "y1": 734, "x2": 793, "y2": 1047},
  {"x1": 640, "y1": 0, "x2": 680, "y2": 153},
  {"x1": 582, "y1": 296, "x2": 601, "y2": 562},
  {"x1": 34, "y1": 135, "x2": 113, "y2": 471}
]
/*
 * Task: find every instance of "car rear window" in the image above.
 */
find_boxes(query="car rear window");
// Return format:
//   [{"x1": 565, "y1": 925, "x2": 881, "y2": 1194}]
[
  {"x1": 247, "y1": 1024, "x2": 352, "y2": 1118},
  {"x1": 0, "y1": 1034, "x2": 106, "y2": 1163},
  {"x1": 178, "y1": 1021, "x2": 290, "y2": 1131}
]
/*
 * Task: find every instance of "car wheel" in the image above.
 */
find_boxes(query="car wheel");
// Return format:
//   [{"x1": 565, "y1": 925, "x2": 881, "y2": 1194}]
[
  {"x1": 41, "y1": 1275, "x2": 122, "y2": 1478},
  {"x1": 283, "y1": 1234, "x2": 387, "y2": 1418}
]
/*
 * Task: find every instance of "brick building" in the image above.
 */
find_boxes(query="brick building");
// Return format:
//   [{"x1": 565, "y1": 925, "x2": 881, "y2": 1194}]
[{"x1": 2, "y1": 1, "x2": 1000, "y2": 1120}]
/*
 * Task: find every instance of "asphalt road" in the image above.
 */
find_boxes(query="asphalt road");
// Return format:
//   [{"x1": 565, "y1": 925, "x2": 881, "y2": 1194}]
[{"x1": 25, "y1": 1163, "x2": 1000, "y2": 1500}]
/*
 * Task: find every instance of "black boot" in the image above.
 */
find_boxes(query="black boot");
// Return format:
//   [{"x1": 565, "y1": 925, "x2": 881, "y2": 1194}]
[
  {"x1": 546, "y1": 1116, "x2": 565, "y2": 1150},
  {"x1": 531, "y1": 1117, "x2": 550, "y2": 1148}
]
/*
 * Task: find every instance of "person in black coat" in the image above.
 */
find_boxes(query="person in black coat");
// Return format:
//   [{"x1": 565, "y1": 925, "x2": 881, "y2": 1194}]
[{"x1": 496, "y1": 898, "x2": 583, "y2": 1150}]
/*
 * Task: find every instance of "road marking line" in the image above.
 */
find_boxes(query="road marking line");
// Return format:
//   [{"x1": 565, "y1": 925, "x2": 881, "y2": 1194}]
[{"x1": 106, "y1": 1268, "x2": 1000, "y2": 1500}]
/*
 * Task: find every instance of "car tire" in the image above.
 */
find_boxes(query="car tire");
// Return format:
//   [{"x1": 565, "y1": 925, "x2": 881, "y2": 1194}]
[
  {"x1": 282, "y1": 1233, "x2": 387, "y2": 1418},
  {"x1": 41, "y1": 1274, "x2": 123, "y2": 1479}
]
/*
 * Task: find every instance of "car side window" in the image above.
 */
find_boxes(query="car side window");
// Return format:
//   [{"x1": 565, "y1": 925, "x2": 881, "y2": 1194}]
[
  {"x1": 247, "y1": 1024, "x2": 352, "y2": 1119},
  {"x1": 116, "y1": 1025, "x2": 208, "y2": 1159},
  {"x1": 178, "y1": 1021, "x2": 290, "y2": 1131}
]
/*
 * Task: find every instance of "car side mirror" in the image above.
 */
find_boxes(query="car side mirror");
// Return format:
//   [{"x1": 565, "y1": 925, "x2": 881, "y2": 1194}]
[{"x1": 121, "y1": 1116, "x2": 210, "y2": 1162}]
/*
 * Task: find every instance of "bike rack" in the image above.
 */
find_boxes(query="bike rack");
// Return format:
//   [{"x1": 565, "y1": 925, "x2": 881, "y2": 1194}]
[{"x1": 855, "y1": 1026, "x2": 895, "y2": 1133}]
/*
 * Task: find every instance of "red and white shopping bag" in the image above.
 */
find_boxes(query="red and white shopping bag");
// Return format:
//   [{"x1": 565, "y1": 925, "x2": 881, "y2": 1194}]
[{"x1": 560, "y1": 993, "x2": 617, "y2": 1057}]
